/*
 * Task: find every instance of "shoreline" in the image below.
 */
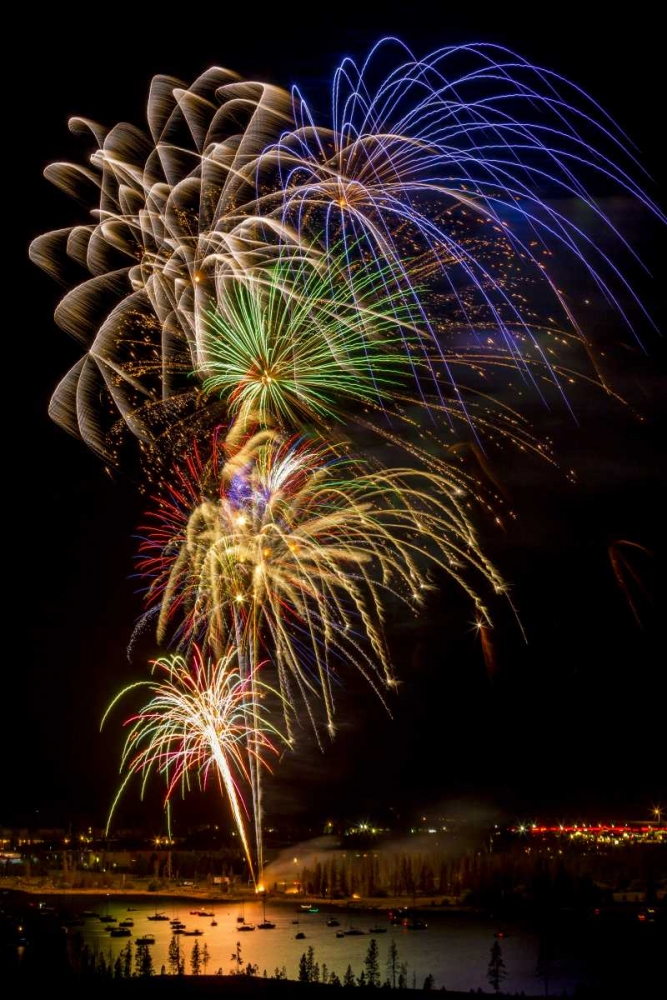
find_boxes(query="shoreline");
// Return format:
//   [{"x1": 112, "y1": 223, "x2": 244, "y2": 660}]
[{"x1": 0, "y1": 877, "x2": 470, "y2": 916}]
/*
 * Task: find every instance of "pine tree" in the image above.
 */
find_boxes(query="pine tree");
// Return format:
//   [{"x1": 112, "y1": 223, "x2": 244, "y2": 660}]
[
  {"x1": 298, "y1": 953, "x2": 310, "y2": 983},
  {"x1": 168, "y1": 935, "x2": 181, "y2": 976},
  {"x1": 113, "y1": 956, "x2": 122, "y2": 980},
  {"x1": 488, "y1": 940, "x2": 507, "y2": 994},
  {"x1": 230, "y1": 941, "x2": 242, "y2": 974},
  {"x1": 121, "y1": 941, "x2": 133, "y2": 979},
  {"x1": 329, "y1": 971, "x2": 342, "y2": 987},
  {"x1": 135, "y1": 941, "x2": 154, "y2": 978},
  {"x1": 423, "y1": 973, "x2": 435, "y2": 990},
  {"x1": 306, "y1": 945, "x2": 319, "y2": 983},
  {"x1": 387, "y1": 939, "x2": 400, "y2": 989},
  {"x1": 201, "y1": 942, "x2": 210, "y2": 974},
  {"x1": 364, "y1": 938, "x2": 380, "y2": 987},
  {"x1": 357, "y1": 970, "x2": 368, "y2": 987},
  {"x1": 190, "y1": 940, "x2": 201, "y2": 976},
  {"x1": 398, "y1": 960, "x2": 408, "y2": 989},
  {"x1": 343, "y1": 963, "x2": 356, "y2": 987}
]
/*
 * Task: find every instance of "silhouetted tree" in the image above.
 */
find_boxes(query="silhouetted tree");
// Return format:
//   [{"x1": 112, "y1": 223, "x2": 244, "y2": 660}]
[
  {"x1": 307, "y1": 945, "x2": 319, "y2": 983},
  {"x1": 344, "y1": 963, "x2": 356, "y2": 987},
  {"x1": 201, "y1": 942, "x2": 210, "y2": 974},
  {"x1": 488, "y1": 940, "x2": 507, "y2": 994},
  {"x1": 168, "y1": 935, "x2": 183, "y2": 975},
  {"x1": 387, "y1": 940, "x2": 400, "y2": 989},
  {"x1": 135, "y1": 941, "x2": 154, "y2": 977},
  {"x1": 121, "y1": 941, "x2": 133, "y2": 980},
  {"x1": 190, "y1": 940, "x2": 201, "y2": 976},
  {"x1": 364, "y1": 938, "x2": 380, "y2": 987},
  {"x1": 230, "y1": 940, "x2": 243, "y2": 974},
  {"x1": 423, "y1": 973, "x2": 435, "y2": 990}
]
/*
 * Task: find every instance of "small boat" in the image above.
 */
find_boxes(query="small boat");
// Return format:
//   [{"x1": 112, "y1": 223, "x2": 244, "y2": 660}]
[
  {"x1": 119, "y1": 919, "x2": 134, "y2": 928},
  {"x1": 196, "y1": 910, "x2": 214, "y2": 917},
  {"x1": 173, "y1": 928, "x2": 186, "y2": 935},
  {"x1": 238, "y1": 923, "x2": 255, "y2": 932},
  {"x1": 99, "y1": 915, "x2": 117, "y2": 924},
  {"x1": 135, "y1": 935, "x2": 155, "y2": 945},
  {"x1": 336, "y1": 931, "x2": 345, "y2": 939},
  {"x1": 368, "y1": 926, "x2": 387, "y2": 933},
  {"x1": 326, "y1": 918, "x2": 341, "y2": 927},
  {"x1": 211, "y1": 920, "x2": 218, "y2": 926},
  {"x1": 183, "y1": 928, "x2": 203, "y2": 936},
  {"x1": 126, "y1": 907, "x2": 137, "y2": 912},
  {"x1": 299, "y1": 904, "x2": 319, "y2": 913},
  {"x1": 148, "y1": 912, "x2": 169, "y2": 922},
  {"x1": 295, "y1": 931, "x2": 306, "y2": 939},
  {"x1": 109, "y1": 927, "x2": 132, "y2": 937},
  {"x1": 292, "y1": 919, "x2": 300, "y2": 925},
  {"x1": 257, "y1": 898, "x2": 275, "y2": 929},
  {"x1": 344, "y1": 928, "x2": 365, "y2": 936},
  {"x1": 171, "y1": 920, "x2": 185, "y2": 929}
]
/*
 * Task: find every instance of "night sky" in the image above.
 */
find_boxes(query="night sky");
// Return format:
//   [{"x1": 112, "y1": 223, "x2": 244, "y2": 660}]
[{"x1": 10, "y1": 8, "x2": 665, "y2": 835}]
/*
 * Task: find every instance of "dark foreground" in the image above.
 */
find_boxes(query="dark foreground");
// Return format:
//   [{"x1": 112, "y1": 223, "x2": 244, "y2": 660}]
[{"x1": 2, "y1": 970, "x2": 665, "y2": 999}]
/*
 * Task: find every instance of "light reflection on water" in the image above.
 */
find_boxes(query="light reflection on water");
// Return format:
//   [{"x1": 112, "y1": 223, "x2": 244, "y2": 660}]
[{"x1": 70, "y1": 896, "x2": 588, "y2": 993}]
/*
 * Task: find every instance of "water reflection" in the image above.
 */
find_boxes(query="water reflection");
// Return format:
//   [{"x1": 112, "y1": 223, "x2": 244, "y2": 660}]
[{"x1": 65, "y1": 895, "x2": 590, "y2": 992}]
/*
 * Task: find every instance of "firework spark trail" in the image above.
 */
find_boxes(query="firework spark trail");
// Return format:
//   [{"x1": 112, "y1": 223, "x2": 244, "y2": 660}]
[
  {"x1": 29, "y1": 42, "x2": 661, "y2": 467},
  {"x1": 263, "y1": 39, "x2": 664, "y2": 413},
  {"x1": 102, "y1": 647, "x2": 287, "y2": 883}
]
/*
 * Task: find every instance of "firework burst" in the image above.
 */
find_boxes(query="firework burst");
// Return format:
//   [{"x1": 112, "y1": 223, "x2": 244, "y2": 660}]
[
  {"x1": 102, "y1": 646, "x2": 287, "y2": 883},
  {"x1": 29, "y1": 41, "x2": 661, "y2": 466},
  {"x1": 138, "y1": 425, "x2": 506, "y2": 743},
  {"x1": 199, "y1": 246, "x2": 420, "y2": 426}
]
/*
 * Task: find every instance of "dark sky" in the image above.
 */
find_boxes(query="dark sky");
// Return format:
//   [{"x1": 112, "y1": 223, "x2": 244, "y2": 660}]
[{"x1": 11, "y1": 7, "x2": 665, "y2": 835}]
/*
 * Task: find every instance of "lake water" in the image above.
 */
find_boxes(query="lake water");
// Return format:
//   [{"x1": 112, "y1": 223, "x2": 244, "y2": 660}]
[{"x1": 61, "y1": 895, "x2": 596, "y2": 993}]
